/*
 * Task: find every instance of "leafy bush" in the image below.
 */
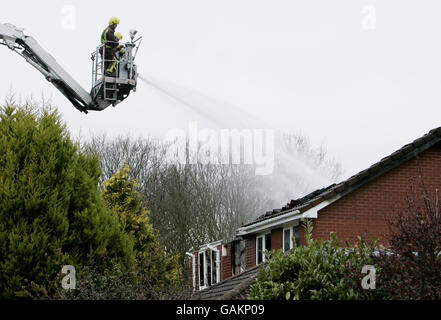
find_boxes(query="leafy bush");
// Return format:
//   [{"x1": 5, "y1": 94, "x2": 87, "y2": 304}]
[
  {"x1": 101, "y1": 165, "x2": 182, "y2": 295},
  {"x1": 59, "y1": 164, "x2": 185, "y2": 299},
  {"x1": 251, "y1": 187, "x2": 441, "y2": 300},
  {"x1": 249, "y1": 219, "x2": 376, "y2": 300},
  {"x1": 347, "y1": 187, "x2": 441, "y2": 299},
  {"x1": 58, "y1": 255, "x2": 192, "y2": 300}
]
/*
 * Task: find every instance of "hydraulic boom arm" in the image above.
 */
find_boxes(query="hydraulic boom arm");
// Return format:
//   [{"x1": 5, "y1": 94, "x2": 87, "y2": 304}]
[
  {"x1": 0, "y1": 23, "x2": 94, "y2": 113},
  {"x1": 0, "y1": 23, "x2": 140, "y2": 114}
]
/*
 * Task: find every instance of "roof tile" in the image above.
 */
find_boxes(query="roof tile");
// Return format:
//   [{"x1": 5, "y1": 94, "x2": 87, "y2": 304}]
[{"x1": 242, "y1": 127, "x2": 441, "y2": 229}]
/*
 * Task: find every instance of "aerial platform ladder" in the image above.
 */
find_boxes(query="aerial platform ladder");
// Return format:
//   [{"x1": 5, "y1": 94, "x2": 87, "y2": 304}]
[{"x1": 0, "y1": 23, "x2": 142, "y2": 114}]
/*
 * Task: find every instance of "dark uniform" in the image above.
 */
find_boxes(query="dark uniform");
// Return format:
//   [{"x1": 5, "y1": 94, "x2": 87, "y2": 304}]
[{"x1": 101, "y1": 25, "x2": 125, "y2": 75}]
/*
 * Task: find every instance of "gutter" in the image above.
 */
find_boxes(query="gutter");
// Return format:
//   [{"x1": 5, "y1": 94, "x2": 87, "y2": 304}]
[
  {"x1": 206, "y1": 244, "x2": 221, "y2": 285},
  {"x1": 236, "y1": 209, "x2": 301, "y2": 236},
  {"x1": 236, "y1": 193, "x2": 342, "y2": 237},
  {"x1": 198, "y1": 240, "x2": 223, "y2": 251}
]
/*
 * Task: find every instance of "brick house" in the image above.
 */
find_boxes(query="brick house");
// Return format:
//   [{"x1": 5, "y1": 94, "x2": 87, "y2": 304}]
[{"x1": 187, "y1": 127, "x2": 441, "y2": 298}]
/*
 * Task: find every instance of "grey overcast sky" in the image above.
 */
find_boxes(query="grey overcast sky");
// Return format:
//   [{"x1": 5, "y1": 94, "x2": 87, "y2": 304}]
[{"x1": 1, "y1": 0, "x2": 441, "y2": 180}]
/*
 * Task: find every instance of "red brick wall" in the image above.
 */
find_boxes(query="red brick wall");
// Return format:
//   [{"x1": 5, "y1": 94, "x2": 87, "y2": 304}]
[
  {"x1": 312, "y1": 146, "x2": 441, "y2": 246},
  {"x1": 299, "y1": 225, "x2": 307, "y2": 246},
  {"x1": 271, "y1": 228, "x2": 283, "y2": 251},
  {"x1": 194, "y1": 144, "x2": 441, "y2": 283},
  {"x1": 220, "y1": 244, "x2": 231, "y2": 281},
  {"x1": 245, "y1": 236, "x2": 256, "y2": 269}
]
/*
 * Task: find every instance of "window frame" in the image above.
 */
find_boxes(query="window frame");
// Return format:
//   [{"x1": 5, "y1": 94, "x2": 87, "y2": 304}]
[
  {"x1": 211, "y1": 249, "x2": 220, "y2": 285},
  {"x1": 283, "y1": 221, "x2": 301, "y2": 252},
  {"x1": 283, "y1": 227, "x2": 292, "y2": 252},
  {"x1": 199, "y1": 251, "x2": 206, "y2": 290},
  {"x1": 198, "y1": 248, "x2": 220, "y2": 290},
  {"x1": 256, "y1": 232, "x2": 271, "y2": 265},
  {"x1": 292, "y1": 224, "x2": 300, "y2": 247}
]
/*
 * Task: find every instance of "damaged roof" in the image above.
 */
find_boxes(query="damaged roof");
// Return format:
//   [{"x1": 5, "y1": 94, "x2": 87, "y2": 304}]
[
  {"x1": 191, "y1": 266, "x2": 259, "y2": 300},
  {"x1": 242, "y1": 127, "x2": 441, "y2": 228}
]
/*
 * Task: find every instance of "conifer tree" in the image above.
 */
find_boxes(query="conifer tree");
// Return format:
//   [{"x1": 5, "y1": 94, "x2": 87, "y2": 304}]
[
  {"x1": 102, "y1": 164, "x2": 181, "y2": 295},
  {"x1": 0, "y1": 101, "x2": 134, "y2": 298}
]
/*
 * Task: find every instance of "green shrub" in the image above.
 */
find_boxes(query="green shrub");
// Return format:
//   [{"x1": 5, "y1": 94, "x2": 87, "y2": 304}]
[
  {"x1": 60, "y1": 164, "x2": 184, "y2": 299},
  {"x1": 0, "y1": 101, "x2": 134, "y2": 299},
  {"x1": 249, "y1": 219, "x2": 375, "y2": 300},
  {"x1": 57, "y1": 255, "x2": 192, "y2": 300},
  {"x1": 101, "y1": 164, "x2": 182, "y2": 294}
]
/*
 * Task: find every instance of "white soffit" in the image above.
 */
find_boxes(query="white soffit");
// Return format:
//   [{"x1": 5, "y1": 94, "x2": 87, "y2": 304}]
[{"x1": 237, "y1": 194, "x2": 342, "y2": 236}]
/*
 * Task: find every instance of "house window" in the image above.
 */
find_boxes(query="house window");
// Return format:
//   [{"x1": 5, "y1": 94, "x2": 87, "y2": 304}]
[
  {"x1": 266, "y1": 233, "x2": 271, "y2": 253},
  {"x1": 199, "y1": 252, "x2": 204, "y2": 288},
  {"x1": 199, "y1": 248, "x2": 220, "y2": 290},
  {"x1": 283, "y1": 224, "x2": 301, "y2": 252},
  {"x1": 283, "y1": 228, "x2": 291, "y2": 252},
  {"x1": 211, "y1": 250, "x2": 217, "y2": 284},
  {"x1": 256, "y1": 233, "x2": 271, "y2": 265},
  {"x1": 206, "y1": 250, "x2": 212, "y2": 286},
  {"x1": 293, "y1": 225, "x2": 300, "y2": 246}
]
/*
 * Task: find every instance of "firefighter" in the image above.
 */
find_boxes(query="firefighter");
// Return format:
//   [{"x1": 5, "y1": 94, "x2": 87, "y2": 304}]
[{"x1": 101, "y1": 17, "x2": 126, "y2": 76}]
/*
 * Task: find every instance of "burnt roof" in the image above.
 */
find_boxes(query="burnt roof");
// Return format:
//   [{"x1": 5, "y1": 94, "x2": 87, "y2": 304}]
[
  {"x1": 242, "y1": 127, "x2": 441, "y2": 228},
  {"x1": 191, "y1": 266, "x2": 259, "y2": 300}
]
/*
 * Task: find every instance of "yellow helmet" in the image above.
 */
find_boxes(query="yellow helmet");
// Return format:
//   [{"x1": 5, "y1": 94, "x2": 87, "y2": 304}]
[
  {"x1": 109, "y1": 16, "x2": 120, "y2": 26},
  {"x1": 115, "y1": 32, "x2": 123, "y2": 40}
]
